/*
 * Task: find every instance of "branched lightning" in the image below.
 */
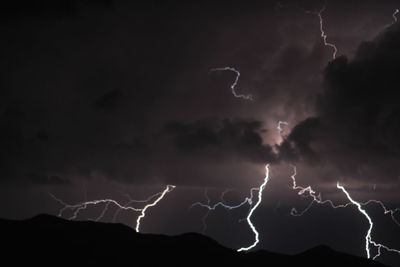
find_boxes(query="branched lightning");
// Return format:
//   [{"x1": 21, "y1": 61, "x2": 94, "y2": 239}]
[
  {"x1": 289, "y1": 166, "x2": 400, "y2": 227},
  {"x1": 111, "y1": 190, "x2": 166, "y2": 222},
  {"x1": 337, "y1": 183, "x2": 400, "y2": 260},
  {"x1": 290, "y1": 166, "x2": 400, "y2": 260},
  {"x1": 191, "y1": 165, "x2": 271, "y2": 252},
  {"x1": 289, "y1": 165, "x2": 351, "y2": 216},
  {"x1": 237, "y1": 164, "x2": 270, "y2": 252},
  {"x1": 337, "y1": 182, "x2": 374, "y2": 258},
  {"x1": 210, "y1": 67, "x2": 254, "y2": 101},
  {"x1": 50, "y1": 185, "x2": 176, "y2": 232}
]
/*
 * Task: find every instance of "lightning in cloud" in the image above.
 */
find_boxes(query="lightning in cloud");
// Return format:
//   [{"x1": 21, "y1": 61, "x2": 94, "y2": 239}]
[
  {"x1": 276, "y1": 1, "x2": 338, "y2": 59},
  {"x1": 210, "y1": 67, "x2": 254, "y2": 101},
  {"x1": 50, "y1": 185, "x2": 176, "y2": 233},
  {"x1": 277, "y1": 121, "x2": 289, "y2": 134}
]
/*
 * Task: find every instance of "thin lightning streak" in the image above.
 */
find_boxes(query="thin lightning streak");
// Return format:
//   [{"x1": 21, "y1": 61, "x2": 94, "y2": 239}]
[
  {"x1": 392, "y1": 9, "x2": 399, "y2": 25},
  {"x1": 210, "y1": 67, "x2": 254, "y2": 101},
  {"x1": 337, "y1": 183, "x2": 400, "y2": 260},
  {"x1": 135, "y1": 185, "x2": 176, "y2": 232},
  {"x1": 95, "y1": 202, "x2": 111, "y2": 221},
  {"x1": 220, "y1": 188, "x2": 232, "y2": 203},
  {"x1": 313, "y1": 5, "x2": 337, "y2": 59},
  {"x1": 49, "y1": 193, "x2": 143, "y2": 219},
  {"x1": 276, "y1": 1, "x2": 338, "y2": 59},
  {"x1": 200, "y1": 188, "x2": 211, "y2": 234},
  {"x1": 112, "y1": 190, "x2": 165, "y2": 222},
  {"x1": 190, "y1": 187, "x2": 259, "y2": 235},
  {"x1": 237, "y1": 164, "x2": 270, "y2": 252},
  {"x1": 190, "y1": 188, "x2": 259, "y2": 213},
  {"x1": 289, "y1": 165, "x2": 350, "y2": 216}
]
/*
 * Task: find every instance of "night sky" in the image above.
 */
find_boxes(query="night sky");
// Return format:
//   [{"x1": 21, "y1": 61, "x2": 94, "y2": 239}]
[{"x1": 1, "y1": 0, "x2": 400, "y2": 265}]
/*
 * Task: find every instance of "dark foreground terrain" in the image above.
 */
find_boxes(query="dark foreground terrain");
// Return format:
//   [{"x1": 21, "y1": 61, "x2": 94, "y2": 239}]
[{"x1": 0, "y1": 214, "x2": 386, "y2": 266}]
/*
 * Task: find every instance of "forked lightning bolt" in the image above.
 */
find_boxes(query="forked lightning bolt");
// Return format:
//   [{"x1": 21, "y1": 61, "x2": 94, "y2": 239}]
[
  {"x1": 210, "y1": 67, "x2": 254, "y2": 100},
  {"x1": 337, "y1": 183, "x2": 400, "y2": 260},
  {"x1": 237, "y1": 164, "x2": 270, "y2": 252},
  {"x1": 290, "y1": 166, "x2": 400, "y2": 260},
  {"x1": 50, "y1": 185, "x2": 175, "y2": 232},
  {"x1": 191, "y1": 165, "x2": 271, "y2": 252},
  {"x1": 289, "y1": 166, "x2": 400, "y2": 226}
]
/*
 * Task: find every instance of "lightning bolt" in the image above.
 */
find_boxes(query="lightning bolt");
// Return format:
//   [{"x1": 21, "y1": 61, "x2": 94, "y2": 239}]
[
  {"x1": 289, "y1": 166, "x2": 400, "y2": 260},
  {"x1": 337, "y1": 183, "x2": 400, "y2": 260},
  {"x1": 237, "y1": 164, "x2": 270, "y2": 252},
  {"x1": 289, "y1": 166, "x2": 400, "y2": 227},
  {"x1": 191, "y1": 165, "x2": 271, "y2": 252},
  {"x1": 190, "y1": 188, "x2": 259, "y2": 220},
  {"x1": 210, "y1": 67, "x2": 254, "y2": 101},
  {"x1": 276, "y1": 1, "x2": 338, "y2": 59},
  {"x1": 50, "y1": 185, "x2": 176, "y2": 232},
  {"x1": 135, "y1": 185, "x2": 176, "y2": 232}
]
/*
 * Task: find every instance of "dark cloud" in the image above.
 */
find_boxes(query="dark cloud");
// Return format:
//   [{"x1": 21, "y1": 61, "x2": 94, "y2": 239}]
[
  {"x1": 1, "y1": 0, "x2": 399, "y2": 190},
  {"x1": 93, "y1": 89, "x2": 122, "y2": 111},
  {"x1": 28, "y1": 173, "x2": 69, "y2": 185},
  {"x1": 279, "y1": 24, "x2": 400, "y2": 183},
  {"x1": 163, "y1": 118, "x2": 276, "y2": 164}
]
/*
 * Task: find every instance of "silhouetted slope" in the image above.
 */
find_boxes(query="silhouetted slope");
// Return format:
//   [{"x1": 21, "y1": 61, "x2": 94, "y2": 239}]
[{"x1": 0, "y1": 214, "x2": 386, "y2": 266}]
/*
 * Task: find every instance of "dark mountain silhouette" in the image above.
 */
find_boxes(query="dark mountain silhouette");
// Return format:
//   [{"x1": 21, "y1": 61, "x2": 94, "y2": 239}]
[{"x1": 0, "y1": 214, "x2": 386, "y2": 266}]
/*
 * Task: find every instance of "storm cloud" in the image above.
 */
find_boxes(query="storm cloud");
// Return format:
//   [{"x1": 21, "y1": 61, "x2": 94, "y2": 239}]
[{"x1": 279, "y1": 24, "x2": 400, "y2": 184}]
